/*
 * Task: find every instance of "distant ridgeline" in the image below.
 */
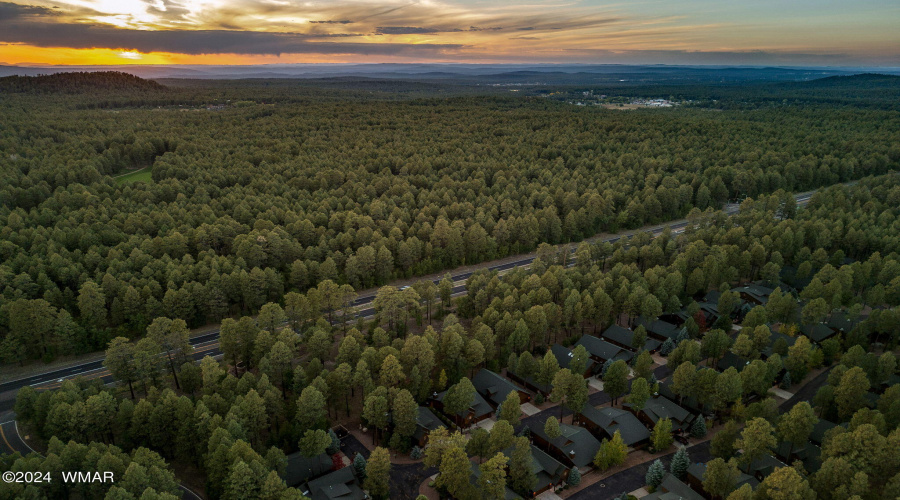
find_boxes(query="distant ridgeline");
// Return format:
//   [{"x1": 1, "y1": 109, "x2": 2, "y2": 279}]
[{"x1": 0, "y1": 71, "x2": 166, "y2": 94}]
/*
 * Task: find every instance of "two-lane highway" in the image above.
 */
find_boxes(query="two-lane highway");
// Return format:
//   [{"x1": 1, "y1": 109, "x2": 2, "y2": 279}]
[{"x1": 0, "y1": 186, "x2": 826, "y2": 404}]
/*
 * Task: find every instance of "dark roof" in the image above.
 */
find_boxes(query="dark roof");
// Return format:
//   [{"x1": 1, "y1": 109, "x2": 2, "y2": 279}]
[
  {"x1": 471, "y1": 369, "x2": 527, "y2": 407},
  {"x1": 775, "y1": 441, "x2": 822, "y2": 474},
  {"x1": 502, "y1": 442, "x2": 569, "y2": 489},
  {"x1": 636, "y1": 317, "x2": 682, "y2": 339},
  {"x1": 809, "y1": 419, "x2": 842, "y2": 445},
  {"x1": 698, "y1": 302, "x2": 720, "y2": 317},
  {"x1": 716, "y1": 351, "x2": 749, "y2": 372},
  {"x1": 742, "y1": 453, "x2": 787, "y2": 479},
  {"x1": 627, "y1": 395, "x2": 693, "y2": 427},
  {"x1": 659, "y1": 378, "x2": 714, "y2": 415},
  {"x1": 414, "y1": 406, "x2": 445, "y2": 442},
  {"x1": 305, "y1": 467, "x2": 364, "y2": 500},
  {"x1": 688, "y1": 462, "x2": 758, "y2": 492},
  {"x1": 550, "y1": 344, "x2": 596, "y2": 374},
  {"x1": 531, "y1": 445, "x2": 569, "y2": 486},
  {"x1": 283, "y1": 452, "x2": 333, "y2": 487},
  {"x1": 435, "y1": 388, "x2": 493, "y2": 419},
  {"x1": 732, "y1": 283, "x2": 775, "y2": 304},
  {"x1": 528, "y1": 422, "x2": 601, "y2": 468},
  {"x1": 573, "y1": 334, "x2": 633, "y2": 363},
  {"x1": 704, "y1": 290, "x2": 722, "y2": 304},
  {"x1": 825, "y1": 311, "x2": 863, "y2": 333},
  {"x1": 643, "y1": 474, "x2": 704, "y2": 500},
  {"x1": 762, "y1": 331, "x2": 798, "y2": 358},
  {"x1": 801, "y1": 323, "x2": 836, "y2": 342},
  {"x1": 468, "y1": 463, "x2": 522, "y2": 500},
  {"x1": 579, "y1": 405, "x2": 650, "y2": 446},
  {"x1": 601, "y1": 325, "x2": 661, "y2": 352}
]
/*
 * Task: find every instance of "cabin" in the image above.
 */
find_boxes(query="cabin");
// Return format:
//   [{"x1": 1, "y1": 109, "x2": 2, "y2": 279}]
[
  {"x1": 472, "y1": 369, "x2": 532, "y2": 407},
  {"x1": 573, "y1": 334, "x2": 634, "y2": 367},
  {"x1": 283, "y1": 452, "x2": 333, "y2": 488},
  {"x1": 643, "y1": 473, "x2": 704, "y2": 500},
  {"x1": 624, "y1": 395, "x2": 695, "y2": 434},
  {"x1": 601, "y1": 325, "x2": 661, "y2": 353},
  {"x1": 413, "y1": 406, "x2": 445, "y2": 447},
  {"x1": 697, "y1": 301, "x2": 722, "y2": 325},
  {"x1": 526, "y1": 422, "x2": 601, "y2": 469},
  {"x1": 775, "y1": 440, "x2": 822, "y2": 474},
  {"x1": 468, "y1": 463, "x2": 521, "y2": 499},
  {"x1": 733, "y1": 283, "x2": 775, "y2": 306},
  {"x1": 809, "y1": 419, "x2": 842, "y2": 446},
  {"x1": 762, "y1": 331, "x2": 798, "y2": 358},
  {"x1": 659, "y1": 378, "x2": 714, "y2": 416},
  {"x1": 801, "y1": 323, "x2": 837, "y2": 343},
  {"x1": 716, "y1": 351, "x2": 749, "y2": 373},
  {"x1": 687, "y1": 462, "x2": 758, "y2": 498},
  {"x1": 636, "y1": 316, "x2": 684, "y2": 342},
  {"x1": 550, "y1": 344, "x2": 596, "y2": 378},
  {"x1": 507, "y1": 369, "x2": 552, "y2": 397},
  {"x1": 740, "y1": 453, "x2": 788, "y2": 482},
  {"x1": 825, "y1": 311, "x2": 864, "y2": 336},
  {"x1": 502, "y1": 442, "x2": 570, "y2": 496},
  {"x1": 431, "y1": 388, "x2": 493, "y2": 427},
  {"x1": 575, "y1": 404, "x2": 650, "y2": 449},
  {"x1": 303, "y1": 466, "x2": 365, "y2": 500}
]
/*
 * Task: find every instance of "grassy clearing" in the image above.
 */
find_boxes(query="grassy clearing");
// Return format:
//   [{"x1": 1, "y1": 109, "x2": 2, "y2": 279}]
[{"x1": 113, "y1": 167, "x2": 153, "y2": 184}]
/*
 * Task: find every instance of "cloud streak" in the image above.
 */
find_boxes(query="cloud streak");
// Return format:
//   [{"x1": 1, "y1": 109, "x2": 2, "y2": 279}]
[{"x1": 0, "y1": 0, "x2": 896, "y2": 65}]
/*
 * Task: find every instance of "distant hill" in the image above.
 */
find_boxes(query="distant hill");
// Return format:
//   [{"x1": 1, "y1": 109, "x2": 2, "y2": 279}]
[
  {"x1": 801, "y1": 73, "x2": 900, "y2": 87},
  {"x1": 0, "y1": 71, "x2": 165, "y2": 94}
]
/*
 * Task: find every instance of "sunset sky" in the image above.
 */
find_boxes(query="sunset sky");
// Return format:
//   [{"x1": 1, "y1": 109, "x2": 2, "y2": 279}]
[{"x1": 0, "y1": 0, "x2": 898, "y2": 66}]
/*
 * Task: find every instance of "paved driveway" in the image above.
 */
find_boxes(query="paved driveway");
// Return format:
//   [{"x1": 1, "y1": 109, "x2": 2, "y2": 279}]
[
  {"x1": 569, "y1": 441, "x2": 712, "y2": 500},
  {"x1": 390, "y1": 462, "x2": 438, "y2": 500},
  {"x1": 340, "y1": 432, "x2": 371, "y2": 460}
]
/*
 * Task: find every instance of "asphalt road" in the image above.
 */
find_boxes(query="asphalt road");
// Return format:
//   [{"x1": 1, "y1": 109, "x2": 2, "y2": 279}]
[
  {"x1": 567, "y1": 364, "x2": 834, "y2": 499},
  {"x1": 0, "y1": 420, "x2": 202, "y2": 500},
  {"x1": 569, "y1": 441, "x2": 713, "y2": 500},
  {"x1": 0, "y1": 188, "x2": 820, "y2": 405}
]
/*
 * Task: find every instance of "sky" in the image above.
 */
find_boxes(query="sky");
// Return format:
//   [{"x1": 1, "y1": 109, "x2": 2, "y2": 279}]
[{"x1": 0, "y1": 0, "x2": 898, "y2": 66}]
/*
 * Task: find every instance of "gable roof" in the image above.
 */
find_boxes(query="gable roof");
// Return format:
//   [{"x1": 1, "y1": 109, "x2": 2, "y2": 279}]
[
  {"x1": 810, "y1": 419, "x2": 842, "y2": 445},
  {"x1": 414, "y1": 406, "x2": 445, "y2": 442},
  {"x1": 825, "y1": 311, "x2": 863, "y2": 333},
  {"x1": 801, "y1": 323, "x2": 836, "y2": 342},
  {"x1": 627, "y1": 395, "x2": 693, "y2": 427},
  {"x1": 742, "y1": 453, "x2": 787, "y2": 479},
  {"x1": 732, "y1": 283, "x2": 775, "y2": 304},
  {"x1": 471, "y1": 369, "x2": 526, "y2": 407},
  {"x1": 659, "y1": 378, "x2": 714, "y2": 415},
  {"x1": 305, "y1": 467, "x2": 364, "y2": 500},
  {"x1": 775, "y1": 440, "x2": 823, "y2": 473},
  {"x1": 435, "y1": 388, "x2": 493, "y2": 419},
  {"x1": 283, "y1": 452, "x2": 333, "y2": 487},
  {"x1": 704, "y1": 290, "x2": 722, "y2": 305},
  {"x1": 579, "y1": 405, "x2": 650, "y2": 446},
  {"x1": 716, "y1": 351, "x2": 750, "y2": 372},
  {"x1": 762, "y1": 331, "x2": 798, "y2": 358},
  {"x1": 468, "y1": 463, "x2": 522, "y2": 500},
  {"x1": 502, "y1": 442, "x2": 569, "y2": 488},
  {"x1": 550, "y1": 344, "x2": 596, "y2": 373},
  {"x1": 643, "y1": 474, "x2": 704, "y2": 500},
  {"x1": 602, "y1": 325, "x2": 661, "y2": 352},
  {"x1": 573, "y1": 334, "x2": 633, "y2": 363},
  {"x1": 688, "y1": 462, "x2": 758, "y2": 493},
  {"x1": 636, "y1": 317, "x2": 682, "y2": 339},
  {"x1": 528, "y1": 422, "x2": 601, "y2": 468}
]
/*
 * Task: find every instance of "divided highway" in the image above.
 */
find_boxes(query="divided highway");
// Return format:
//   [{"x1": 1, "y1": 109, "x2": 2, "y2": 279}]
[{"x1": 0, "y1": 189, "x2": 818, "y2": 406}]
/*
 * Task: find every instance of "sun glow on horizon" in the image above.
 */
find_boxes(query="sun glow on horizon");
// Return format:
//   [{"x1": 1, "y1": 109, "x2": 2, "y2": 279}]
[{"x1": 0, "y1": 0, "x2": 897, "y2": 66}]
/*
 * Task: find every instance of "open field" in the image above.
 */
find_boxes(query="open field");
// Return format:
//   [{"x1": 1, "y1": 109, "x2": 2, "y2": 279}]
[{"x1": 113, "y1": 166, "x2": 152, "y2": 184}]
